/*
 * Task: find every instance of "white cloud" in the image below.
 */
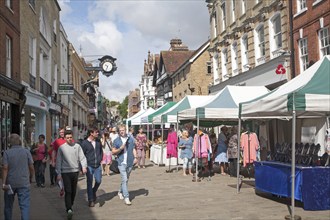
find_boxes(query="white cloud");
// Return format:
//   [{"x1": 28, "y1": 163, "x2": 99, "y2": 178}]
[{"x1": 59, "y1": 0, "x2": 209, "y2": 102}]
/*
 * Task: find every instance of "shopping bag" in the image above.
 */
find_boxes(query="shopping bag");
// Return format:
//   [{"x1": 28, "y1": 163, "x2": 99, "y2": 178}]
[{"x1": 110, "y1": 160, "x2": 120, "y2": 174}]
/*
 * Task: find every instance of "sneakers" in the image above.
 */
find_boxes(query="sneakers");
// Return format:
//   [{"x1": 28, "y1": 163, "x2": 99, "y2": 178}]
[
  {"x1": 124, "y1": 198, "x2": 131, "y2": 205},
  {"x1": 67, "y1": 209, "x2": 73, "y2": 220},
  {"x1": 118, "y1": 192, "x2": 124, "y2": 200}
]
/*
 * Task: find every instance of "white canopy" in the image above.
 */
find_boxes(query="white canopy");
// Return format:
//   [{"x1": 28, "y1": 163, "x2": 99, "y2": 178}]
[
  {"x1": 178, "y1": 85, "x2": 269, "y2": 126},
  {"x1": 130, "y1": 108, "x2": 155, "y2": 125},
  {"x1": 153, "y1": 95, "x2": 213, "y2": 124}
]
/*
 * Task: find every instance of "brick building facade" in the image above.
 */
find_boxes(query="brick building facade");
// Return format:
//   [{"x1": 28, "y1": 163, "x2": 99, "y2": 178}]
[{"x1": 292, "y1": 0, "x2": 330, "y2": 76}]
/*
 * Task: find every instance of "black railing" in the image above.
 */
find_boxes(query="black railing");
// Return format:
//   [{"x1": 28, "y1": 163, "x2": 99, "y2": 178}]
[
  {"x1": 29, "y1": 74, "x2": 36, "y2": 89},
  {"x1": 40, "y1": 77, "x2": 52, "y2": 97}
]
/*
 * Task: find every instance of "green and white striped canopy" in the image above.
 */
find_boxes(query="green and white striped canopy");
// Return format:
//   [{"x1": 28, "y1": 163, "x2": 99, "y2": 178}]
[{"x1": 240, "y1": 55, "x2": 330, "y2": 118}]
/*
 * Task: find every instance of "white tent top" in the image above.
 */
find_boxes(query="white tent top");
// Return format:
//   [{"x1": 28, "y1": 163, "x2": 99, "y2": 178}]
[
  {"x1": 178, "y1": 85, "x2": 269, "y2": 123},
  {"x1": 124, "y1": 109, "x2": 148, "y2": 126},
  {"x1": 130, "y1": 108, "x2": 155, "y2": 125},
  {"x1": 240, "y1": 55, "x2": 330, "y2": 118},
  {"x1": 153, "y1": 95, "x2": 214, "y2": 124}
]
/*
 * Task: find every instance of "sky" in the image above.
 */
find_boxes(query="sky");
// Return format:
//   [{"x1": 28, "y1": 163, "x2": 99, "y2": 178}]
[{"x1": 59, "y1": 0, "x2": 210, "y2": 102}]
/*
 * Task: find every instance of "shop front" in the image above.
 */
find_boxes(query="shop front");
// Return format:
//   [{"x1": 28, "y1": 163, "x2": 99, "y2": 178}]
[
  {"x1": 49, "y1": 100, "x2": 62, "y2": 143},
  {"x1": 23, "y1": 88, "x2": 50, "y2": 147},
  {"x1": 0, "y1": 75, "x2": 26, "y2": 154}
]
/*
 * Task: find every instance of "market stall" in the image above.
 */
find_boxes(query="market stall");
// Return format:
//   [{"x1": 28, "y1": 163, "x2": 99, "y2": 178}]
[{"x1": 239, "y1": 55, "x2": 330, "y2": 213}]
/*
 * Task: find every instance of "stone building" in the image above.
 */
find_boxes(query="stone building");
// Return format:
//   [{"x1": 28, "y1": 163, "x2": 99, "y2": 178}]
[
  {"x1": 292, "y1": 0, "x2": 330, "y2": 75},
  {"x1": 59, "y1": 22, "x2": 70, "y2": 130},
  {"x1": 128, "y1": 89, "x2": 140, "y2": 117},
  {"x1": 68, "y1": 44, "x2": 90, "y2": 139},
  {"x1": 171, "y1": 41, "x2": 212, "y2": 101},
  {"x1": 0, "y1": 0, "x2": 26, "y2": 153},
  {"x1": 20, "y1": 0, "x2": 61, "y2": 146},
  {"x1": 139, "y1": 51, "x2": 157, "y2": 110},
  {"x1": 206, "y1": 0, "x2": 291, "y2": 94}
]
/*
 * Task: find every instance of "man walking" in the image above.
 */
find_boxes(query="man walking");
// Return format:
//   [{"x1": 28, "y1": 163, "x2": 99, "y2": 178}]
[
  {"x1": 2, "y1": 133, "x2": 34, "y2": 220},
  {"x1": 81, "y1": 127, "x2": 103, "y2": 207},
  {"x1": 112, "y1": 124, "x2": 137, "y2": 205},
  {"x1": 56, "y1": 129, "x2": 87, "y2": 219}
]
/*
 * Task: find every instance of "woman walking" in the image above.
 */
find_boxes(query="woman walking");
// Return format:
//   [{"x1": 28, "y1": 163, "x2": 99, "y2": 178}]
[
  {"x1": 135, "y1": 127, "x2": 147, "y2": 168},
  {"x1": 101, "y1": 132, "x2": 112, "y2": 176},
  {"x1": 179, "y1": 130, "x2": 194, "y2": 176},
  {"x1": 31, "y1": 134, "x2": 48, "y2": 187}
]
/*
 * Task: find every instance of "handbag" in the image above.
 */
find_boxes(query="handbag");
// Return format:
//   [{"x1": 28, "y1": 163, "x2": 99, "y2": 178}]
[{"x1": 110, "y1": 160, "x2": 120, "y2": 174}]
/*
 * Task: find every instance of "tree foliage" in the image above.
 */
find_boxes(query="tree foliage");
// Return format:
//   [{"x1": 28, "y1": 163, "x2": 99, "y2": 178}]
[{"x1": 118, "y1": 96, "x2": 128, "y2": 119}]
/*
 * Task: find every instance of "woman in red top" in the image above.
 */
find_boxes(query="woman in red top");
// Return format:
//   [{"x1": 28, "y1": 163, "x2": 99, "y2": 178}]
[{"x1": 31, "y1": 134, "x2": 48, "y2": 187}]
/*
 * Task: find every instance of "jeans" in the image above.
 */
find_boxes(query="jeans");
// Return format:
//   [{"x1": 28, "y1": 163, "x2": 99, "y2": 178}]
[
  {"x1": 49, "y1": 165, "x2": 56, "y2": 185},
  {"x1": 62, "y1": 172, "x2": 79, "y2": 211},
  {"x1": 118, "y1": 164, "x2": 133, "y2": 199},
  {"x1": 4, "y1": 187, "x2": 30, "y2": 220},
  {"x1": 86, "y1": 166, "x2": 102, "y2": 202},
  {"x1": 183, "y1": 157, "x2": 192, "y2": 169},
  {"x1": 34, "y1": 160, "x2": 46, "y2": 186}
]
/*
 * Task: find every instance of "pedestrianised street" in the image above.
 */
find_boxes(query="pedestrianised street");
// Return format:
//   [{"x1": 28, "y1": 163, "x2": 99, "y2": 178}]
[{"x1": 1, "y1": 160, "x2": 329, "y2": 220}]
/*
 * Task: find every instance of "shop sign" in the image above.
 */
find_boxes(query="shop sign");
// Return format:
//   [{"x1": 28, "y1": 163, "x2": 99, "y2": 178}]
[
  {"x1": 59, "y1": 84, "x2": 74, "y2": 95},
  {"x1": 50, "y1": 102, "x2": 61, "y2": 112}
]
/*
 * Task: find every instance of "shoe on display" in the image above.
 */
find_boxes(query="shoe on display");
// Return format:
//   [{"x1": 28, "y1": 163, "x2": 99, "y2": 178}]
[
  {"x1": 118, "y1": 191, "x2": 124, "y2": 200},
  {"x1": 124, "y1": 198, "x2": 131, "y2": 205}
]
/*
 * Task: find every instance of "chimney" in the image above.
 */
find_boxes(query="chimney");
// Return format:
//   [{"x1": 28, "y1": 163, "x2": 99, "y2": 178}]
[{"x1": 169, "y1": 38, "x2": 189, "y2": 51}]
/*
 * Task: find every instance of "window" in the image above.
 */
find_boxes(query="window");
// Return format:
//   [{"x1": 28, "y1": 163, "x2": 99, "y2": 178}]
[
  {"x1": 221, "y1": 49, "x2": 228, "y2": 81},
  {"x1": 207, "y1": 61, "x2": 212, "y2": 74},
  {"x1": 212, "y1": 12, "x2": 217, "y2": 38},
  {"x1": 319, "y1": 27, "x2": 330, "y2": 57},
  {"x1": 53, "y1": 20, "x2": 57, "y2": 43},
  {"x1": 299, "y1": 38, "x2": 308, "y2": 71},
  {"x1": 242, "y1": 0, "x2": 246, "y2": 15},
  {"x1": 270, "y1": 14, "x2": 282, "y2": 56},
  {"x1": 241, "y1": 35, "x2": 249, "y2": 72},
  {"x1": 221, "y1": 2, "x2": 226, "y2": 31},
  {"x1": 232, "y1": 0, "x2": 235, "y2": 22},
  {"x1": 255, "y1": 24, "x2": 265, "y2": 64},
  {"x1": 29, "y1": 36, "x2": 36, "y2": 77},
  {"x1": 5, "y1": 0, "x2": 12, "y2": 10},
  {"x1": 212, "y1": 53, "x2": 219, "y2": 82},
  {"x1": 231, "y1": 42, "x2": 238, "y2": 76},
  {"x1": 297, "y1": 0, "x2": 307, "y2": 13},
  {"x1": 6, "y1": 35, "x2": 12, "y2": 78},
  {"x1": 29, "y1": 0, "x2": 35, "y2": 9}
]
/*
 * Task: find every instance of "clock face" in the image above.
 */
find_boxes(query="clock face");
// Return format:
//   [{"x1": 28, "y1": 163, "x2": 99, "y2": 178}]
[{"x1": 102, "y1": 61, "x2": 113, "y2": 72}]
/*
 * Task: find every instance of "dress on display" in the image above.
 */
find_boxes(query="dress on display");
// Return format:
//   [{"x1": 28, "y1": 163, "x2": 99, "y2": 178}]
[
  {"x1": 240, "y1": 132, "x2": 260, "y2": 167},
  {"x1": 166, "y1": 131, "x2": 178, "y2": 158}
]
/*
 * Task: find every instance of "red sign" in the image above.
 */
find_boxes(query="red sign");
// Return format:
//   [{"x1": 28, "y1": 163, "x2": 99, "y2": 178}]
[{"x1": 275, "y1": 64, "x2": 286, "y2": 75}]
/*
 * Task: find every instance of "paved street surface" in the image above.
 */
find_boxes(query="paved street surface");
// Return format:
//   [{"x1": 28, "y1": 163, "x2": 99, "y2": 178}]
[{"x1": 1, "y1": 160, "x2": 329, "y2": 220}]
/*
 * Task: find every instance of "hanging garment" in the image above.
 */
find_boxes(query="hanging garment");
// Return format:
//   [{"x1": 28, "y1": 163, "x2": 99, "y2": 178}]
[
  {"x1": 166, "y1": 131, "x2": 178, "y2": 158},
  {"x1": 193, "y1": 133, "x2": 211, "y2": 159},
  {"x1": 240, "y1": 132, "x2": 259, "y2": 167}
]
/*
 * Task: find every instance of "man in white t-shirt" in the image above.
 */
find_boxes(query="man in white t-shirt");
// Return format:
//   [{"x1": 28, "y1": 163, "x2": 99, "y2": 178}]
[{"x1": 112, "y1": 124, "x2": 137, "y2": 206}]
